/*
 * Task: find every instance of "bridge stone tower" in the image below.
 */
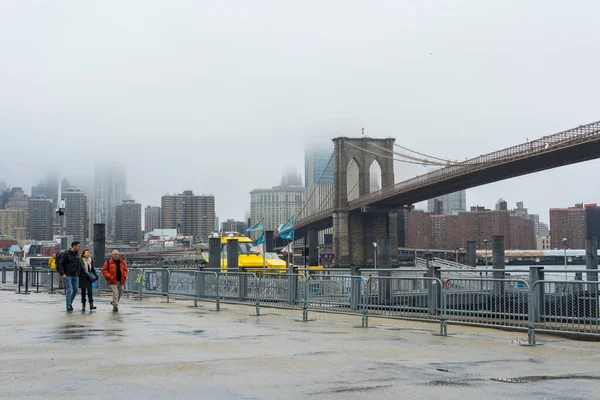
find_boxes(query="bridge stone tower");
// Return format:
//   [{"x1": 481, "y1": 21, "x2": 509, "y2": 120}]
[{"x1": 331, "y1": 137, "x2": 398, "y2": 268}]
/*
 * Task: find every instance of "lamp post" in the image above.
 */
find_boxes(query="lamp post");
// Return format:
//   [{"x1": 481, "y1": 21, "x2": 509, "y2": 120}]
[
  {"x1": 484, "y1": 239, "x2": 488, "y2": 279},
  {"x1": 563, "y1": 237, "x2": 568, "y2": 281},
  {"x1": 373, "y1": 242, "x2": 378, "y2": 270},
  {"x1": 455, "y1": 247, "x2": 459, "y2": 264}
]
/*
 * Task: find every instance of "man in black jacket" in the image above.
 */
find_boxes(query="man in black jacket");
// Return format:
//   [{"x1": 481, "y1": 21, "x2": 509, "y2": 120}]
[{"x1": 57, "y1": 241, "x2": 82, "y2": 312}]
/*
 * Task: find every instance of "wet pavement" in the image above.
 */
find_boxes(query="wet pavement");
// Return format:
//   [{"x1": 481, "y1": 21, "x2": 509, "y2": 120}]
[{"x1": 0, "y1": 288, "x2": 599, "y2": 399}]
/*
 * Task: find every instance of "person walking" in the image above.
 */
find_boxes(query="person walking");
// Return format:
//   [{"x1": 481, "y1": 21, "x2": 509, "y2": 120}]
[
  {"x1": 79, "y1": 249, "x2": 98, "y2": 312},
  {"x1": 57, "y1": 241, "x2": 82, "y2": 312},
  {"x1": 102, "y1": 250, "x2": 128, "y2": 312}
]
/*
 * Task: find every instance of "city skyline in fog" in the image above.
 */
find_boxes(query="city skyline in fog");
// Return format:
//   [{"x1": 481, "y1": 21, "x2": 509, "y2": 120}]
[{"x1": 2, "y1": 1, "x2": 600, "y2": 226}]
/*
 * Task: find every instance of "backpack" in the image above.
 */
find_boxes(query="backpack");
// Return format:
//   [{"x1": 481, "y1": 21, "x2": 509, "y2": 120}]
[{"x1": 55, "y1": 251, "x2": 65, "y2": 268}]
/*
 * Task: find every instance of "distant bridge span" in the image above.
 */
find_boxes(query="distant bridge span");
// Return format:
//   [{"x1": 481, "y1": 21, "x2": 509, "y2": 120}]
[{"x1": 295, "y1": 120, "x2": 600, "y2": 236}]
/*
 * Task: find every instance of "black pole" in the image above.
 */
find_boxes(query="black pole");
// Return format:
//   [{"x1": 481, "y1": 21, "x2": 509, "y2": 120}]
[
  {"x1": 18, "y1": 267, "x2": 22, "y2": 293},
  {"x1": 24, "y1": 269, "x2": 29, "y2": 294},
  {"x1": 35, "y1": 269, "x2": 40, "y2": 293},
  {"x1": 50, "y1": 271, "x2": 54, "y2": 294}
]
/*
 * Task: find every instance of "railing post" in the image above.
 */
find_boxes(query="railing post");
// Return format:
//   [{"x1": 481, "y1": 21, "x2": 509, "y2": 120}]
[
  {"x1": 529, "y1": 266, "x2": 544, "y2": 323},
  {"x1": 239, "y1": 273, "x2": 248, "y2": 302},
  {"x1": 162, "y1": 268, "x2": 169, "y2": 303},
  {"x1": 49, "y1": 271, "x2": 54, "y2": 294},
  {"x1": 302, "y1": 275, "x2": 309, "y2": 322},
  {"x1": 1, "y1": 267, "x2": 5, "y2": 284},
  {"x1": 195, "y1": 271, "x2": 205, "y2": 307},
  {"x1": 362, "y1": 277, "x2": 371, "y2": 328},
  {"x1": 14, "y1": 266, "x2": 18, "y2": 284},
  {"x1": 350, "y1": 266, "x2": 361, "y2": 311},
  {"x1": 426, "y1": 253, "x2": 441, "y2": 315},
  {"x1": 216, "y1": 273, "x2": 221, "y2": 311},
  {"x1": 288, "y1": 266, "x2": 298, "y2": 305}
]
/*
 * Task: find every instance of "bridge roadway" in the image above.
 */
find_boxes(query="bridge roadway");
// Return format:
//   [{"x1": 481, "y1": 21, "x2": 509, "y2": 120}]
[
  {"x1": 1, "y1": 289, "x2": 599, "y2": 399},
  {"x1": 295, "y1": 120, "x2": 600, "y2": 235}
]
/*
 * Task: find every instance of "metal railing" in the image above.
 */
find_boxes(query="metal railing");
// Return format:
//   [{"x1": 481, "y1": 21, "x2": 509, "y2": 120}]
[{"x1": 2, "y1": 266, "x2": 599, "y2": 344}]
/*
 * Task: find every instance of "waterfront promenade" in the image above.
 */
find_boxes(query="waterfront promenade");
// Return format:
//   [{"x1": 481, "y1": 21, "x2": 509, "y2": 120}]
[{"x1": 0, "y1": 288, "x2": 598, "y2": 399}]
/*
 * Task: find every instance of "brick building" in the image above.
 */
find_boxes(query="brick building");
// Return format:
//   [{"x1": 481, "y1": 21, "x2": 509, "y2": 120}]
[
  {"x1": 407, "y1": 208, "x2": 535, "y2": 250},
  {"x1": 550, "y1": 204, "x2": 586, "y2": 249}
]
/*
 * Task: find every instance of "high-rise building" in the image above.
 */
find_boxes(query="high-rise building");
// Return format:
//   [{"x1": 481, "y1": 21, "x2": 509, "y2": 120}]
[
  {"x1": 161, "y1": 191, "x2": 215, "y2": 243},
  {"x1": 427, "y1": 191, "x2": 467, "y2": 215},
  {"x1": 0, "y1": 209, "x2": 26, "y2": 241},
  {"x1": 539, "y1": 222, "x2": 550, "y2": 237},
  {"x1": 31, "y1": 185, "x2": 49, "y2": 199},
  {"x1": 305, "y1": 145, "x2": 335, "y2": 243},
  {"x1": 62, "y1": 188, "x2": 87, "y2": 243},
  {"x1": 115, "y1": 199, "x2": 142, "y2": 245},
  {"x1": 6, "y1": 187, "x2": 29, "y2": 212},
  {"x1": 549, "y1": 204, "x2": 586, "y2": 249},
  {"x1": 92, "y1": 164, "x2": 126, "y2": 240},
  {"x1": 0, "y1": 187, "x2": 11, "y2": 209},
  {"x1": 46, "y1": 171, "x2": 59, "y2": 206},
  {"x1": 222, "y1": 219, "x2": 248, "y2": 233},
  {"x1": 304, "y1": 146, "x2": 334, "y2": 187},
  {"x1": 249, "y1": 185, "x2": 305, "y2": 240},
  {"x1": 495, "y1": 198, "x2": 508, "y2": 211},
  {"x1": 585, "y1": 204, "x2": 600, "y2": 243},
  {"x1": 27, "y1": 197, "x2": 54, "y2": 241},
  {"x1": 144, "y1": 206, "x2": 161, "y2": 233}
]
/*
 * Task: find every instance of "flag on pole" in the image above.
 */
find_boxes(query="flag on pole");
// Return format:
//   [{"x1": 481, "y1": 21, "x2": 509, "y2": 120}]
[
  {"x1": 280, "y1": 229, "x2": 294, "y2": 241},
  {"x1": 281, "y1": 242, "x2": 293, "y2": 254},
  {"x1": 246, "y1": 219, "x2": 263, "y2": 232},
  {"x1": 257, "y1": 232, "x2": 264, "y2": 245},
  {"x1": 277, "y1": 216, "x2": 294, "y2": 234},
  {"x1": 361, "y1": 127, "x2": 365, "y2": 136}
]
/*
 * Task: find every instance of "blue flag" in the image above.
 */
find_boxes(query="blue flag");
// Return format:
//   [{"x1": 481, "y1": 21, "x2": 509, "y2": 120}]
[
  {"x1": 246, "y1": 219, "x2": 263, "y2": 232},
  {"x1": 277, "y1": 216, "x2": 294, "y2": 233},
  {"x1": 280, "y1": 229, "x2": 294, "y2": 241},
  {"x1": 257, "y1": 232, "x2": 264, "y2": 245}
]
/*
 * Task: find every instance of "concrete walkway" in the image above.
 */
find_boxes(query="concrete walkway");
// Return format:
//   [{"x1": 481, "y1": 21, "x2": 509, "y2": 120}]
[{"x1": 0, "y1": 288, "x2": 599, "y2": 399}]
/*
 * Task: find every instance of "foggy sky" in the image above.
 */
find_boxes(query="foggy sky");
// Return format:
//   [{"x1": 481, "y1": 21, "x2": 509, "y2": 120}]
[{"x1": 1, "y1": 1, "x2": 599, "y2": 226}]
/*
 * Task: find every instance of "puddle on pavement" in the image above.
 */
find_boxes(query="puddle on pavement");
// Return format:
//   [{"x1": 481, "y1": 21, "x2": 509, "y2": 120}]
[{"x1": 47, "y1": 323, "x2": 125, "y2": 340}]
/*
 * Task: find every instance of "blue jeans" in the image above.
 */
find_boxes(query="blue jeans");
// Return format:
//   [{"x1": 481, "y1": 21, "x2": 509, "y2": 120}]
[{"x1": 65, "y1": 276, "x2": 79, "y2": 309}]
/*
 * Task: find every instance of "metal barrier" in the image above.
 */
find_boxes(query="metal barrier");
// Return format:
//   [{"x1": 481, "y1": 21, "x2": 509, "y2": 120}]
[
  {"x1": 2, "y1": 265, "x2": 598, "y2": 344},
  {"x1": 443, "y1": 277, "x2": 531, "y2": 335},
  {"x1": 305, "y1": 275, "x2": 361, "y2": 314},
  {"x1": 532, "y1": 280, "x2": 599, "y2": 338},
  {"x1": 216, "y1": 272, "x2": 260, "y2": 315},
  {"x1": 362, "y1": 276, "x2": 447, "y2": 336}
]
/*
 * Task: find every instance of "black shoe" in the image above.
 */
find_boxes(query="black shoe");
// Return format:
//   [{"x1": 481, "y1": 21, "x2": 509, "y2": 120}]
[
  {"x1": 81, "y1": 304, "x2": 86, "y2": 312},
  {"x1": 112, "y1": 306, "x2": 118, "y2": 312},
  {"x1": 67, "y1": 307, "x2": 73, "y2": 312},
  {"x1": 90, "y1": 303, "x2": 97, "y2": 310}
]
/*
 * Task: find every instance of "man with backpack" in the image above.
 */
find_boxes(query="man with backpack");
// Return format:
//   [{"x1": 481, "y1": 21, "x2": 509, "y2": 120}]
[{"x1": 57, "y1": 241, "x2": 82, "y2": 312}]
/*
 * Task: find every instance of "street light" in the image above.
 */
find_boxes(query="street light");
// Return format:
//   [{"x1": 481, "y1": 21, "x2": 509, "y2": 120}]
[
  {"x1": 373, "y1": 242, "x2": 378, "y2": 269},
  {"x1": 455, "y1": 247, "x2": 459, "y2": 264},
  {"x1": 484, "y1": 239, "x2": 488, "y2": 268},
  {"x1": 484, "y1": 239, "x2": 489, "y2": 280}
]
